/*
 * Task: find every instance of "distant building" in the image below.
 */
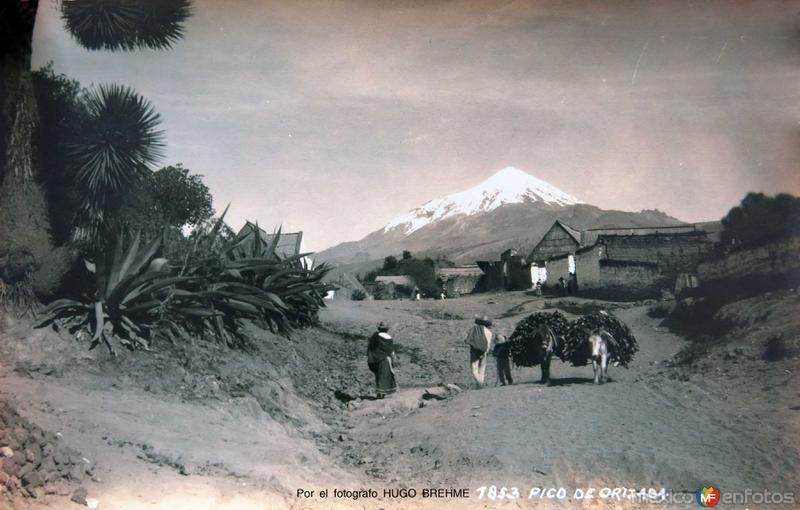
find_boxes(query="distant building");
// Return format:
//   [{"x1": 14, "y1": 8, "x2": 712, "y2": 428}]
[
  {"x1": 367, "y1": 275, "x2": 414, "y2": 300},
  {"x1": 236, "y1": 221, "x2": 303, "y2": 258},
  {"x1": 529, "y1": 221, "x2": 716, "y2": 298},
  {"x1": 436, "y1": 265, "x2": 484, "y2": 296},
  {"x1": 476, "y1": 249, "x2": 533, "y2": 292}
]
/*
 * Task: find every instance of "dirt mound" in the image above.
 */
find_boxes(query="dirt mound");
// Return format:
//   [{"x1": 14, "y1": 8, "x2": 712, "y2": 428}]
[{"x1": 0, "y1": 401, "x2": 91, "y2": 501}]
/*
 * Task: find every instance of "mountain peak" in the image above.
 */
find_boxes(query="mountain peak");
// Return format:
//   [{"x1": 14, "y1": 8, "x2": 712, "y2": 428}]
[{"x1": 384, "y1": 167, "x2": 583, "y2": 235}]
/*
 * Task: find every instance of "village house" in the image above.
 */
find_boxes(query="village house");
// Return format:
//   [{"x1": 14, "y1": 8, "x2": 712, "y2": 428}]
[
  {"x1": 529, "y1": 222, "x2": 717, "y2": 298},
  {"x1": 436, "y1": 265, "x2": 484, "y2": 296},
  {"x1": 476, "y1": 248, "x2": 533, "y2": 292},
  {"x1": 366, "y1": 275, "x2": 414, "y2": 300},
  {"x1": 236, "y1": 221, "x2": 304, "y2": 258}
]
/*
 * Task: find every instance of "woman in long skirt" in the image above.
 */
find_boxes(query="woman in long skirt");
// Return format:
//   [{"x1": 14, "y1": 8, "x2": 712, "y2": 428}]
[{"x1": 367, "y1": 321, "x2": 397, "y2": 398}]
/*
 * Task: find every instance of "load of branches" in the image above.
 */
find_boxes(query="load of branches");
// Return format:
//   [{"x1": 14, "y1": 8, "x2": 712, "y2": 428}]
[
  {"x1": 563, "y1": 311, "x2": 638, "y2": 367},
  {"x1": 508, "y1": 311, "x2": 569, "y2": 367}
]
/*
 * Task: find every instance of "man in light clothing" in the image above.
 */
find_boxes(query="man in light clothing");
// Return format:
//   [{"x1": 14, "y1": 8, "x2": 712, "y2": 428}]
[{"x1": 465, "y1": 315, "x2": 493, "y2": 387}]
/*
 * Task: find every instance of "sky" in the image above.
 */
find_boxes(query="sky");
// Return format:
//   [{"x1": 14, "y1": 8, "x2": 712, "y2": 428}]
[{"x1": 31, "y1": 0, "x2": 800, "y2": 251}]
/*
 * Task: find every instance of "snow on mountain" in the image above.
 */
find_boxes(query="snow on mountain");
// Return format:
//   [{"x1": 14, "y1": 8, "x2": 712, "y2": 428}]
[{"x1": 383, "y1": 167, "x2": 583, "y2": 235}]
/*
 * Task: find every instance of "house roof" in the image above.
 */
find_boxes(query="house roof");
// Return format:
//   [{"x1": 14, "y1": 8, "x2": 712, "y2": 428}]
[
  {"x1": 374, "y1": 275, "x2": 413, "y2": 286},
  {"x1": 555, "y1": 220, "x2": 582, "y2": 245},
  {"x1": 437, "y1": 265, "x2": 484, "y2": 279},
  {"x1": 580, "y1": 224, "x2": 699, "y2": 246},
  {"x1": 236, "y1": 221, "x2": 303, "y2": 258}
]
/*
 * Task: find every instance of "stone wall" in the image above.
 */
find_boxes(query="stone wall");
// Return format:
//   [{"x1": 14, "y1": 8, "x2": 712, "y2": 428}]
[
  {"x1": 698, "y1": 236, "x2": 800, "y2": 283},
  {"x1": 443, "y1": 275, "x2": 482, "y2": 296},
  {"x1": 601, "y1": 232, "x2": 713, "y2": 277}
]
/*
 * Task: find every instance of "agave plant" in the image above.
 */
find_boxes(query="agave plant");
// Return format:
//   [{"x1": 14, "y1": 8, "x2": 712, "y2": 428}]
[
  {"x1": 40, "y1": 210, "x2": 331, "y2": 352},
  {"x1": 61, "y1": 0, "x2": 193, "y2": 51},
  {"x1": 70, "y1": 84, "x2": 164, "y2": 249},
  {"x1": 167, "y1": 218, "x2": 330, "y2": 347},
  {"x1": 38, "y1": 233, "x2": 195, "y2": 354}
]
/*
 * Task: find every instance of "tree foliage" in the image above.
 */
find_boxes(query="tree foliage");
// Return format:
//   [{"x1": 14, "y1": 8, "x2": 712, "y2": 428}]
[
  {"x1": 61, "y1": 0, "x2": 193, "y2": 51},
  {"x1": 118, "y1": 164, "x2": 214, "y2": 240},
  {"x1": 720, "y1": 192, "x2": 800, "y2": 250},
  {"x1": 31, "y1": 64, "x2": 88, "y2": 245},
  {"x1": 70, "y1": 84, "x2": 165, "y2": 249}
]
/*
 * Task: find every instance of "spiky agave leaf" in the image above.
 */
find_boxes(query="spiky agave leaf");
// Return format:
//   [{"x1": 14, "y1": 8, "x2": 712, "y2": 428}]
[{"x1": 61, "y1": 0, "x2": 192, "y2": 51}]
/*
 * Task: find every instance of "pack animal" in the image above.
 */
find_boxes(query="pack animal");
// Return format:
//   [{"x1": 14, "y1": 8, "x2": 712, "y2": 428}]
[{"x1": 588, "y1": 331, "x2": 611, "y2": 384}]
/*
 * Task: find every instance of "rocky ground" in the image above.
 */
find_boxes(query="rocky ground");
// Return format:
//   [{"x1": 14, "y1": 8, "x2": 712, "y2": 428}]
[{"x1": 0, "y1": 289, "x2": 798, "y2": 509}]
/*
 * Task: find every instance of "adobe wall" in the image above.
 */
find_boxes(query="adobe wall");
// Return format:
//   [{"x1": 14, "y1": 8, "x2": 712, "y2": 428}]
[
  {"x1": 598, "y1": 261, "x2": 662, "y2": 294},
  {"x1": 545, "y1": 256, "x2": 571, "y2": 286},
  {"x1": 575, "y1": 245, "x2": 602, "y2": 289},
  {"x1": 601, "y1": 233, "x2": 713, "y2": 276}
]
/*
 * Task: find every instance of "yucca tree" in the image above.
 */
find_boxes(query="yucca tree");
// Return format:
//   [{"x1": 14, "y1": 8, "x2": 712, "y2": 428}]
[
  {"x1": 1, "y1": 0, "x2": 192, "y2": 295},
  {"x1": 61, "y1": 0, "x2": 193, "y2": 51},
  {"x1": 70, "y1": 84, "x2": 165, "y2": 250}
]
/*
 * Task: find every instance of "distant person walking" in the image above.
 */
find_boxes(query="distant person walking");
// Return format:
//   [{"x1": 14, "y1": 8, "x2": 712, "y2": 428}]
[
  {"x1": 465, "y1": 315, "x2": 493, "y2": 387},
  {"x1": 493, "y1": 333, "x2": 513, "y2": 385},
  {"x1": 367, "y1": 321, "x2": 397, "y2": 398}
]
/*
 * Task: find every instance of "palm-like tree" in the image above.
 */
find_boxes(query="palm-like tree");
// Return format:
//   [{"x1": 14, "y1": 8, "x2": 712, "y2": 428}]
[
  {"x1": 70, "y1": 84, "x2": 165, "y2": 249},
  {"x1": 61, "y1": 0, "x2": 193, "y2": 51}
]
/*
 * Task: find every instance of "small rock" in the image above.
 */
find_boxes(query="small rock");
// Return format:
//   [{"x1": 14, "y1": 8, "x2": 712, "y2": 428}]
[
  {"x1": 52, "y1": 449, "x2": 65, "y2": 465},
  {"x1": 12, "y1": 451, "x2": 25, "y2": 466},
  {"x1": 17, "y1": 462, "x2": 35, "y2": 479},
  {"x1": 3, "y1": 457, "x2": 20, "y2": 477},
  {"x1": 22, "y1": 470, "x2": 43, "y2": 488},
  {"x1": 71, "y1": 487, "x2": 88, "y2": 505},
  {"x1": 445, "y1": 383, "x2": 462, "y2": 393},
  {"x1": 0, "y1": 446, "x2": 13, "y2": 458},
  {"x1": 25, "y1": 443, "x2": 42, "y2": 466},
  {"x1": 422, "y1": 387, "x2": 448, "y2": 400},
  {"x1": 86, "y1": 497, "x2": 100, "y2": 509}
]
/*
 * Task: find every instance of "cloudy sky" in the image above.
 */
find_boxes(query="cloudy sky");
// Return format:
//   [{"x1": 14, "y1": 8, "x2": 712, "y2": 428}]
[{"x1": 32, "y1": 0, "x2": 800, "y2": 251}]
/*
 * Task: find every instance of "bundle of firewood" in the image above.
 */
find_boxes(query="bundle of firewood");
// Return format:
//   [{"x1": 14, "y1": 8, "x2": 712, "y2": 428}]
[
  {"x1": 563, "y1": 311, "x2": 638, "y2": 367},
  {"x1": 508, "y1": 311, "x2": 569, "y2": 367}
]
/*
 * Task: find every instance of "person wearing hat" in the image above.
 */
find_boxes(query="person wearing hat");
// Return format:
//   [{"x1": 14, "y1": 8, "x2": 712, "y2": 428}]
[
  {"x1": 367, "y1": 321, "x2": 398, "y2": 398},
  {"x1": 465, "y1": 315, "x2": 494, "y2": 387},
  {"x1": 492, "y1": 333, "x2": 513, "y2": 386}
]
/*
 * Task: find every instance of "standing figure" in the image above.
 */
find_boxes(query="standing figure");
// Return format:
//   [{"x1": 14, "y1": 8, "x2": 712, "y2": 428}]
[
  {"x1": 567, "y1": 272, "x2": 578, "y2": 294},
  {"x1": 558, "y1": 276, "x2": 566, "y2": 296},
  {"x1": 535, "y1": 324, "x2": 560, "y2": 385},
  {"x1": 367, "y1": 321, "x2": 398, "y2": 398},
  {"x1": 465, "y1": 315, "x2": 493, "y2": 387},
  {"x1": 492, "y1": 333, "x2": 513, "y2": 385}
]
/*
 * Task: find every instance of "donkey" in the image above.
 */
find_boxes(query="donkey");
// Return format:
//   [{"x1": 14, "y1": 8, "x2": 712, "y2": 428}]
[
  {"x1": 588, "y1": 330, "x2": 612, "y2": 384},
  {"x1": 535, "y1": 324, "x2": 560, "y2": 385}
]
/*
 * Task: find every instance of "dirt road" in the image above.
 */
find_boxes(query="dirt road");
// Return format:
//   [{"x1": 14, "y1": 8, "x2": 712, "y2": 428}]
[{"x1": 1, "y1": 292, "x2": 798, "y2": 509}]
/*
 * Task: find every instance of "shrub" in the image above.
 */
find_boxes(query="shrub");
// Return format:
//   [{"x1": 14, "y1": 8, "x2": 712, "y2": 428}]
[
  {"x1": 38, "y1": 212, "x2": 330, "y2": 352},
  {"x1": 720, "y1": 192, "x2": 800, "y2": 250},
  {"x1": 351, "y1": 289, "x2": 367, "y2": 301}
]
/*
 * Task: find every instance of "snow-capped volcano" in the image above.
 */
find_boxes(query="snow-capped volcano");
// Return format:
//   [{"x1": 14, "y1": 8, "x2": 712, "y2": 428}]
[{"x1": 384, "y1": 167, "x2": 583, "y2": 235}]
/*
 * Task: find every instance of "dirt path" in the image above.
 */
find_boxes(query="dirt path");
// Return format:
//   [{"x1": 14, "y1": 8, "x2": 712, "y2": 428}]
[
  {"x1": 1, "y1": 293, "x2": 798, "y2": 509},
  {"x1": 323, "y1": 296, "x2": 800, "y2": 508}
]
